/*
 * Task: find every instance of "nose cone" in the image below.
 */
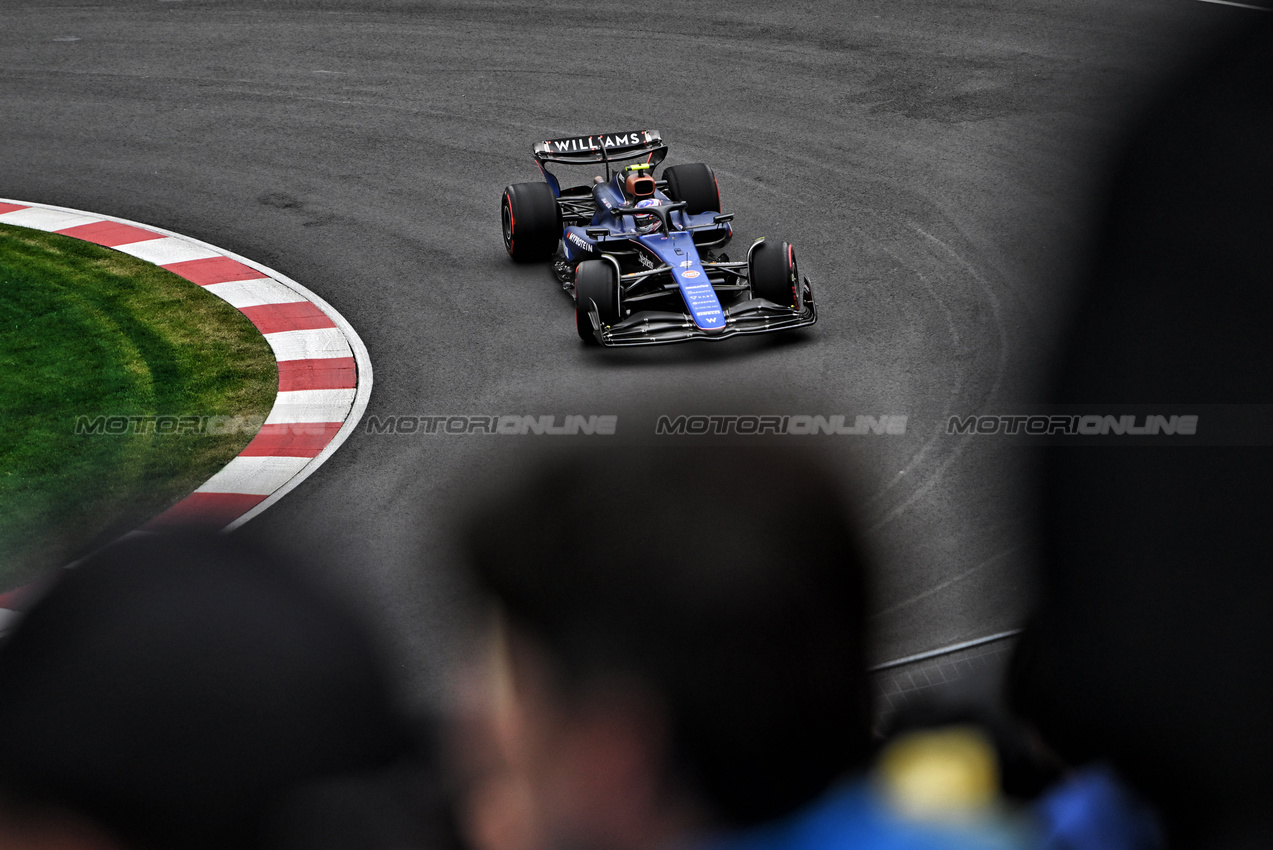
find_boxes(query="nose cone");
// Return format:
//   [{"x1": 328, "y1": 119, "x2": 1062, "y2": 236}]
[{"x1": 675, "y1": 266, "x2": 725, "y2": 331}]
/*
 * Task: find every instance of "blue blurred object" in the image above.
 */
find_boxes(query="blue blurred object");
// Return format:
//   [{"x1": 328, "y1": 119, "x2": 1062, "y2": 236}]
[
  {"x1": 697, "y1": 779, "x2": 1026, "y2": 850},
  {"x1": 1034, "y1": 765, "x2": 1163, "y2": 850}
]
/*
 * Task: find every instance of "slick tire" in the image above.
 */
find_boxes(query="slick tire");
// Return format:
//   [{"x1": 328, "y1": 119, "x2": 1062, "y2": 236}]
[
  {"x1": 574, "y1": 260, "x2": 620, "y2": 345},
  {"x1": 502, "y1": 182, "x2": 562, "y2": 262},
  {"x1": 749, "y1": 240, "x2": 801, "y2": 310},
  {"x1": 663, "y1": 163, "x2": 721, "y2": 215}
]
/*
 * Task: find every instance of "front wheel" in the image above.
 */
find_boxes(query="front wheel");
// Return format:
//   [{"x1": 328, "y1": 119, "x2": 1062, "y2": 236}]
[
  {"x1": 502, "y1": 182, "x2": 561, "y2": 262},
  {"x1": 749, "y1": 240, "x2": 801, "y2": 310},
  {"x1": 574, "y1": 260, "x2": 620, "y2": 345}
]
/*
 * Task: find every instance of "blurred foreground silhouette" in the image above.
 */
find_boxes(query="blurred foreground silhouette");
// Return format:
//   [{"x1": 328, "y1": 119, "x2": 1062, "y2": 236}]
[
  {"x1": 0, "y1": 532, "x2": 455, "y2": 850},
  {"x1": 451, "y1": 445, "x2": 1027, "y2": 850},
  {"x1": 1010, "y1": 15, "x2": 1273, "y2": 850}
]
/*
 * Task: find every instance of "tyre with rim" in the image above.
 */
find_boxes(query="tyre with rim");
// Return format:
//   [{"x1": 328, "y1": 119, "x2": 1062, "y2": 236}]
[
  {"x1": 574, "y1": 260, "x2": 620, "y2": 345},
  {"x1": 502, "y1": 182, "x2": 561, "y2": 262},
  {"x1": 749, "y1": 240, "x2": 801, "y2": 309}
]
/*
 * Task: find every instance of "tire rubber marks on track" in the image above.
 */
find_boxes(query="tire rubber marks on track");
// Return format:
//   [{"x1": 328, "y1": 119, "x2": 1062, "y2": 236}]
[
  {"x1": 868, "y1": 223, "x2": 1010, "y2": 533},
  {"x1": 0, "y1": 199, "x2": 371, "y2": 535}
]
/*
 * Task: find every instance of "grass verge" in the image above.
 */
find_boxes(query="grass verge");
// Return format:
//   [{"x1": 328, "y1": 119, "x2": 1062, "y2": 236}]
[{"x1": 0, "y1": 223, "x2": 276, "y2": 592}]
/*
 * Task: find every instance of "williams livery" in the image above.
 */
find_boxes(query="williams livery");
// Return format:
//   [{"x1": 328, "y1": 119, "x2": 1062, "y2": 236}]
[{"x1": 501, "y1": 130, "x2": 816, "y2": 346}]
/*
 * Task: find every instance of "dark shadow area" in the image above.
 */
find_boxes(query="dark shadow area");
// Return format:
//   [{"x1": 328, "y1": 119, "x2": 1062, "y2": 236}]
[{"x1": 1008, "y1": 15, "x2": 1273, "y2": 849}]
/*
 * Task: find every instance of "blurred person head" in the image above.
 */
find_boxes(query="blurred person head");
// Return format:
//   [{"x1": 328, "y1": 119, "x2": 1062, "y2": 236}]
[
  {"x1": 455, "y1": 445, "x2": 875, "y2": 850},
  {"x1": 1010, "y1": 15, "x2": 1273, "y2": 848},
  {"x1": 0, "y1": 531, "x2": 437, "y2": 850}
]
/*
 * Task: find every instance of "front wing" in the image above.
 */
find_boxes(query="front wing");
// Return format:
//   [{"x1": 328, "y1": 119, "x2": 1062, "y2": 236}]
[{"x1": 580, "y1": 279, "x2": 817, "y2": 347}]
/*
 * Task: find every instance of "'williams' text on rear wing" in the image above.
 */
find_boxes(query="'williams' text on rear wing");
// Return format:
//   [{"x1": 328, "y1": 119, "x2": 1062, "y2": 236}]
[{"x1": 532, "y1": 130, "x2": 668, "y2": 191}]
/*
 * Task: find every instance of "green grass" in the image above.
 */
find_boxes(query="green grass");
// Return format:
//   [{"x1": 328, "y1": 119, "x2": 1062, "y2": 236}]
[{"x1": 0, "y1": 224, "x2": 277, "y2": 592}]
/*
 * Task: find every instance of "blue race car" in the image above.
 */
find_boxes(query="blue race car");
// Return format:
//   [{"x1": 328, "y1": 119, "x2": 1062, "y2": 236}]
[{"x1": 501, "y1": 130, "x2": 816, "y2": 346}]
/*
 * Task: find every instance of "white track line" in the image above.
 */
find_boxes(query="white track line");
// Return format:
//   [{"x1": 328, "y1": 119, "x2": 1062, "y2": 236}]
[
  {"x1": 870, "y1": 629, "x2": 1022, "y2": 672},
  {"x1": 1195, "y1": 0, "x2": 1269, "y2": 10}
]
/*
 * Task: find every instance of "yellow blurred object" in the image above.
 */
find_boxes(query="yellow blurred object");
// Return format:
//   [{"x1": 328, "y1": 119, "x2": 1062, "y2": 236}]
[{"x1": 874, "y1": 725, "x2": 1000, "y2": 823}]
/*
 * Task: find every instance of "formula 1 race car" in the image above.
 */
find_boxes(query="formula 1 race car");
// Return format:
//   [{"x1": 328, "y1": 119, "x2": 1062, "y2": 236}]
[{"x1": 500, "y1": 130, "x2": 816, "y2": 346}]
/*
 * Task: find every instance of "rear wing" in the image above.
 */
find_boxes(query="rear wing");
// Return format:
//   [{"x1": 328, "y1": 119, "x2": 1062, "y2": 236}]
[{"x1": 533, "y1": 130, "x2": 668, "y2": 194}]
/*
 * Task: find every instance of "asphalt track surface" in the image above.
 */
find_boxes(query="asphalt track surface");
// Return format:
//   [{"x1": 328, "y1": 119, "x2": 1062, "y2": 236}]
[{"x1": 1, "y1": 0, "x2": 1244, "y2": 708}]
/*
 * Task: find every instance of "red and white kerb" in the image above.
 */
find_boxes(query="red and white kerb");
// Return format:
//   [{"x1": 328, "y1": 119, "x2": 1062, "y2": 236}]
[{"x1": 0, "y1": 199, "x2": 372, "y2": 619}]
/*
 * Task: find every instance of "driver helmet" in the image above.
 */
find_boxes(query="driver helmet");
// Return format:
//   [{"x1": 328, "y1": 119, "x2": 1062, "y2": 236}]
[{"x1": 633, "y1": 198, "x2": 663, "y2": 234}]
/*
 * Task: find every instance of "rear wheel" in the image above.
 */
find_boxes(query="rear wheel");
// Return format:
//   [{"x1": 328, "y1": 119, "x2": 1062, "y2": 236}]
[
  {"x1": 749, "y1": 240, "x2": 801, "y2": 309},
  {"x1": 663, "y1": 163, "x2": 721, "y2": 214},
  {"x1": 502, "y1": 182, "x2": 561, "y2": 262},
  {"x1": 574, "y1": 260, "x2": 620, "y2": 345}
]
